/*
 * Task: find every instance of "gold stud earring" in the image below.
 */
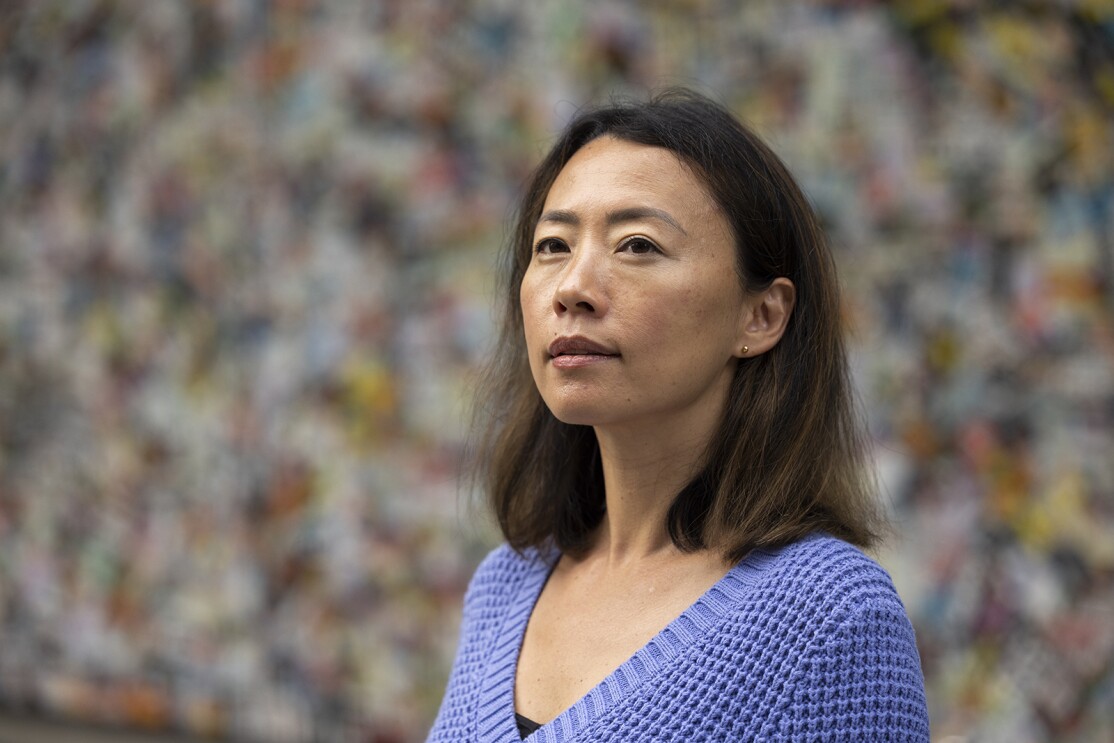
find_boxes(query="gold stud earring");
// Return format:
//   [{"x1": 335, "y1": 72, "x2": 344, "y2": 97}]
[{"x1": 741, "y1": 346, "x2": 749, "y2": 356}]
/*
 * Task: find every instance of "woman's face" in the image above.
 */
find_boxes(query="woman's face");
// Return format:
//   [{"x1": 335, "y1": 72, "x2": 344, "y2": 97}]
[{"x1": 520, "y1": 136, "x2": 750, "y2": 432}]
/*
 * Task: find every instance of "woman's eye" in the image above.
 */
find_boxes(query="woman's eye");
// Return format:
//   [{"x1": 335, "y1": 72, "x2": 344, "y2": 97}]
[
  {"x1": 619, "y1": 237, "x2": 660, "y2": 255},
  {"x1": 534, "y1": 238, "x2": 569, "y2": 254}
]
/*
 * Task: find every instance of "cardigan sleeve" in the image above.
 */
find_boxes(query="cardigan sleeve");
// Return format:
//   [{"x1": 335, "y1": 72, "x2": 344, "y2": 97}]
[{"x1": 771, "y1": 591, "x2": 931, "y2": 741}]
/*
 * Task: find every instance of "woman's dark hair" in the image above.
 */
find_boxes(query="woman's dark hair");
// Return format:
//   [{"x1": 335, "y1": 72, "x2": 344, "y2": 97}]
[{"x1": 473, "y1": 88, "x2": 885, "y2": 563}]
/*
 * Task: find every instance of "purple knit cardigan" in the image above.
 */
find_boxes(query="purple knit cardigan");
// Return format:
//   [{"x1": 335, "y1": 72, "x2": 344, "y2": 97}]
[{"x1": 428, "y1": 533, "x2": 930, "y2": 741}]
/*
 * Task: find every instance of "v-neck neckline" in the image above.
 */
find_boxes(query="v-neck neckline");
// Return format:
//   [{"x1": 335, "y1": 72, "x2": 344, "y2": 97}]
[{"x1": 482, "y1": 545, "x2": 782, "y2": 742}]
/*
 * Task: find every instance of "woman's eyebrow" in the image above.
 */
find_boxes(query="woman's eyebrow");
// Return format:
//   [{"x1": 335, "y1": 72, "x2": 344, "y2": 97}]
[{"x1": 537, "y1": 207, "x2": 689, "y2": 236}]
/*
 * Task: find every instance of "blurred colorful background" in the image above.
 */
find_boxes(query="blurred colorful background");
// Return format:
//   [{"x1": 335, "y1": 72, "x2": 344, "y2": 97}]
[{"x1": 1, "y1": 1, "x2": 1112, "y2": 741}]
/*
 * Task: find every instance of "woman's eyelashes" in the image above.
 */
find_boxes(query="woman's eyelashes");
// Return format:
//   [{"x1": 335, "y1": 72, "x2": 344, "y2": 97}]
[
  {"x1": 533, "y1": 236, "x2": 662, "y2": 255},
  {"x1": 617, "y1": 236, "x2": 661, "y2": 255},
  {"x1": 534, "y1": 237, "x2": 569, "y2": 254}
]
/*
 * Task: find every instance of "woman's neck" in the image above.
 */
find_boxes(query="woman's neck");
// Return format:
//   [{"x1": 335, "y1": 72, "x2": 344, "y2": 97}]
[{"x1": 590, "y1": 420, "x2": 711, "y2": 566}]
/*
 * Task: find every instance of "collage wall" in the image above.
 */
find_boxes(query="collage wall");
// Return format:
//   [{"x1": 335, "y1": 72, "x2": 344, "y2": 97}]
[{"x1": 1, "y1": 1, "x2": 1112, "y2": 741}]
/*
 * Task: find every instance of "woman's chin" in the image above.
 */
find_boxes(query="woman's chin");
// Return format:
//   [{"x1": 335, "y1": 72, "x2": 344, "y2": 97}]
[
  {"x1": 547, "y1": 408, "x2": 604, "y2": 427},
  {"x1": 543, "y1": 400, "x2": 623, "y2": 427}
]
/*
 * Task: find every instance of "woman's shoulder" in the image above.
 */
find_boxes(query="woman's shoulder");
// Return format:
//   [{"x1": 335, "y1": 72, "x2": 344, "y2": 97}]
[
  {"x1": 473, "y1": 541, "x2": 557, "y2": 578},
  {"x1": 461, "y1": 542, "x2": 557, "y2": 611},
  {"x1": 746, "y1": 532, "x2": 909, "y2": 615},
  {"x1": 734, "y1": 535, "x2": 929, "y2": 739},
  {"x1": 732, "y1": 534, "x2": 925, "y2": 692}
]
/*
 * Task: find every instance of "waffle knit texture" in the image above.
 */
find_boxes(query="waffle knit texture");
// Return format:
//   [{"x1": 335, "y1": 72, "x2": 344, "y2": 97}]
[{"x1": 427, "y1": 533, "x2": 929, "y2": 742}]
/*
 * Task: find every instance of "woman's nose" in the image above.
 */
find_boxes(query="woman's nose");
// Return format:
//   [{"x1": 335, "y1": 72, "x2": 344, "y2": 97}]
[{"x1": 553, "y1": 249, "x2": 607, "y2": 316}]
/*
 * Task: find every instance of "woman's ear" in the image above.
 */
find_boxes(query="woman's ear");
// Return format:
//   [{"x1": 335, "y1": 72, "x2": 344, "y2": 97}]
[{"x1": 735, "y1": 278, "x2": 796, "y2": 357}]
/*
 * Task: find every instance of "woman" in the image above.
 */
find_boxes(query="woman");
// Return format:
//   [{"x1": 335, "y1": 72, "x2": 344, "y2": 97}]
[{"x1": 428, "y1": 89, "x2": 930, "y2": 741}]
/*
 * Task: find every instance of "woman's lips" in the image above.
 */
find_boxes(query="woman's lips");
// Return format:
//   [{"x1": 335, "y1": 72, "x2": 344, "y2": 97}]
[
  {"x1": 551, "y1": 353, "x2": 618, "y2": 369},
  {"x1": 548, "y1": 336, "x2": 620, "y2": 369}
]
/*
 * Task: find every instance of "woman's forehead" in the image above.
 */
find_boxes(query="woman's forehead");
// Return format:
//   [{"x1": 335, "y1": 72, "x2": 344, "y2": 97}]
[{"x1": 542, "y1": 137, "x2": 715, "y2": 218}]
